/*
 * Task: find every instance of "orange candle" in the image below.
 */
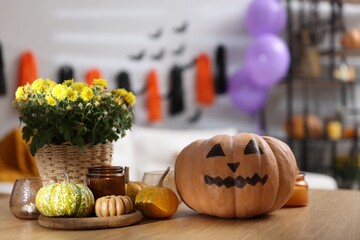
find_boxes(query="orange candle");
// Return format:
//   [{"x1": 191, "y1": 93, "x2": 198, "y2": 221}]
[{"x1": 284, "y1": 172, "x2": 308, "y2": 207}]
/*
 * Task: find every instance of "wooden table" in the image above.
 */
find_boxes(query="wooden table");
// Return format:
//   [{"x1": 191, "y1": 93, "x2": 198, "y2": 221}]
[{"x1": 1, "y1": 189, "x2": 360, "y2": 240}]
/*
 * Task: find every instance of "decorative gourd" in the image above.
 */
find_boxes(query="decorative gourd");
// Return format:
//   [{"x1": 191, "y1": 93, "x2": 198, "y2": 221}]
[
  {"x1": 36, "y1": 182, "x2": 94, "y2": 217},
  {"x1": 95, "y1": 195, "x2": 133, "y2": 217},
  {"x1": 125, "y1": 181, "x2": 147, "y2": 206},
  {"x1": 135, "y1": 167, "x2": 179, "y2": 218},
  {"x1": 341, "y1": 28, "x2": 360, "y2": 49},
  {"x1": 284, "y1": 114, "x2": 323, "y2": 139},
  {"x1": 175, "y1": 133, "x2": 298, "y2": 218}
]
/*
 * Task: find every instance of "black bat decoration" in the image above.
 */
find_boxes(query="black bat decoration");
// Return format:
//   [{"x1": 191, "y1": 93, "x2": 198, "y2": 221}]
[
  {"x1": 188, "y1": 108, "x2": 202, "y2": 123},
  {"x1": 129, "y1": 50, "x2": 145, "y2": 61},
  {"x1": 148, "y1": 28, "x2": 163, "y2": 39},
  {"x1": 174, "y1": 21, "x2": 188, "y2": 34},
  {"x1": 172, "y1": 43, "x2": 186, "y2": 56},
  {"x1": 151, "y1": 49, "x2": 165, "y2": 60}
]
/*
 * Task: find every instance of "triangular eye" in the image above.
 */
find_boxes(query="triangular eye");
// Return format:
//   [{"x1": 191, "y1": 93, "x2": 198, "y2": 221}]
[
  {"x1": 206, "y1": 143, "x2": 225, "y2": 158},
  {"x1": 244, "y1": 140, "x2": 263, "y2": 155}
]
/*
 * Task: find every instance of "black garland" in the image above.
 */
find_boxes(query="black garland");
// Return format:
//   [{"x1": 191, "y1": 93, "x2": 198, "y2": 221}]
[
  {"x1": 116, "y1": 71, "x2": 132, "y2": 93},
  {"x1": 214, "y1": 44, "x2": 227, "y2": 94},
  {"x1": 168, "y1": 65, "x2": 184, "y2": 115},
  {"x1": 58, "y1": 65, "x2": 74, "y2": 83},
  {"x1": 0, "y1": 42, "x2": 6, "y2": 95}
]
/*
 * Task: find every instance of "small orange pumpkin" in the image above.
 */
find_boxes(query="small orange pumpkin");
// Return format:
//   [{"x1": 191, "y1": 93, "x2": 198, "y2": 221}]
[
  {"x1": 175, "y1": 133, "x2": 298, "y2": 218},
  {"x1": 341, "y1": 28, "x2": 360, "y2": 49},
  {"x1": 135, "y1": 167, "x2": 179, "y2": 218},
  {"x1": 284, "y1": 114, "x2": 323, "y2": 139}
]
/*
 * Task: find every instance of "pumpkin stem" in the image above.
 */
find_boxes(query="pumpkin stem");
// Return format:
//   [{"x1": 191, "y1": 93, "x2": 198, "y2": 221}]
[{"x1": 157, "y1": 167, "x2": 170, "y2": 187}]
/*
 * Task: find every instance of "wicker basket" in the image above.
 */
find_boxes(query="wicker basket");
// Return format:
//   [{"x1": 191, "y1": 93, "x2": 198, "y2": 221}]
[{"x1": 35, "y1": 142, "x2": 113, "y2": 183}]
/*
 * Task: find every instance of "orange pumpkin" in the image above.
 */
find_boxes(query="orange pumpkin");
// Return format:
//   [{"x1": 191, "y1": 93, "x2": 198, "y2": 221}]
[
  {"x1": 284, "y1": 114, "x2": 323, "y2": 139},
  {"x1": 135, "y1": 167, "x2": 179, "y2": 218},
  {"x1": 175, "y1": 133, "x2": 298, "y2": 218},
  {"x1": 341, "y1": 28, "x2": 360, "y2": 49}
]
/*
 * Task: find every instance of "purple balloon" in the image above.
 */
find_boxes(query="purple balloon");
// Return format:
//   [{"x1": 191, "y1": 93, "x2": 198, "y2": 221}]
[
  {"x1": 244, "y1": 34, "x2": 290, "y2": 89},
  {"x1": 229, "y1": 68, "x2": 268, "y2": 115},
  {"x1": 245, "y1": 0, "x2": 287, "y2": 36}
]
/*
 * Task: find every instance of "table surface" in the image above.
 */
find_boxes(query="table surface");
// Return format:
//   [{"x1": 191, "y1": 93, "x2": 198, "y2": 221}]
[{"x1": 1, "y1": 189, "x2": 360, "y2": 240}]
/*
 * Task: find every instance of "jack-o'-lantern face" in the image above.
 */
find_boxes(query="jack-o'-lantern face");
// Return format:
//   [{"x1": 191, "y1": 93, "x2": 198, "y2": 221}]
[
  {"x1": 175, "y1": 133, "x2": 298, "y2": 219},
  {"x1": 204, "y1": 140, "x2": 268, "y2": 189}
]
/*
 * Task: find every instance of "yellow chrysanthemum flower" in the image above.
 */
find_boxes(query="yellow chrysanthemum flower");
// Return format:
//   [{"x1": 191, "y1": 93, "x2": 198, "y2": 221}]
[
  {"x1": 93, "y1": 78, "x2": 108, "y2": 89},
  {"x1": 115, "y1": 98, "x2": 124, "y2": 105},
  {"x1": 46, "y1": 96, "x2": 56, "y2": 106},
  {"x1": 15, "y1": 87, "x2": 25, "y2": 100},
  {"x1": 44, "y1": 79, "x2": 57, "y2": 93},
  {"x1": 51, "y1": 84, "x2": 67, "y2": 100},
  {"x1": 72, "y1": 82, "x2": 87, "y2": 92},
  {"x1": 124, "y1": 92, "x2": 136, "y2": 107},
  {"x1": 114, "y1": 89, "x2": 128, "y2": 97},
  {"x1": 67, "y1": 89, "x2": 78, "y2": 102},
  {"x1": 80, "y1": 87, "x2": 93, "y2": 102},
  {"x1": 31, "y1": 78, "x2": 45, "y2": 93},
  {"x1": 62, "y1": 79, "x2": 74, "y2": 87}
]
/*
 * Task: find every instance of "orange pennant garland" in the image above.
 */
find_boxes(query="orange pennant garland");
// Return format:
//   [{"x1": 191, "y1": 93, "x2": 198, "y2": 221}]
[
  {"x1": 18, "y1": 51, "x2": 37, "y2": 87},
  {"x1": 85, "y1": 68, "x2": 102, "y2": 85},
  {"x1": 195, "y1": 53, "x2": 215, "y2": 106},
  {"x1": 146, "y1": 69, "x2": 162, "y2": 122}
]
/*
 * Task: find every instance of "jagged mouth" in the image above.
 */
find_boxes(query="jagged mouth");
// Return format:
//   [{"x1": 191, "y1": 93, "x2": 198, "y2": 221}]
[{"x1": 204, "y1": 173, "x2": 268, "y2": 188}]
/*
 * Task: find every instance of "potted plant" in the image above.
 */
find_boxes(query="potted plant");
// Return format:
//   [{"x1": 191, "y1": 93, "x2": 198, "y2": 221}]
[{"x1": 13, "y1": 78, "x2": 136, "y2": 183}]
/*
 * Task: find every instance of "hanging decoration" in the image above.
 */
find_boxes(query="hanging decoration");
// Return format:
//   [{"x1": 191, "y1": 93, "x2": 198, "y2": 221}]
[
  {"x1": 214, "y1": 45, "x2": 227, "y2": 94},
  {"x1": 244, "y1": 34, "x2": 290, "y2": 89},
  {"x1": 146, "y1": 69, "x2": 162, "y2": 122},
  {"x1": 0, "y1": 42, "x2": 6, "y2": 95},
  {"x1": 230, "y1": 0, "x2": 289, "y2": 116},
  {"x1": 228, "y1": 68, "x2": 268, "y2": 115},
  {"x1": 242, "y1": 0, "x2": 289, "y2": 90},
  {"x1": 116, "y1": 71, "x2": 132, "y2": 92},
  {"x1": 58, "y1": 65, "x2": 74, "y2": 83},
  {"x1": 18, "y1": 51, "x2": 37, "y2": 87},
  {"x1": 173, "y1": 21, "x2": 188, "y2": 34},
  {"x1": 85, "y1": 68, "x2": 102, "y2": 85},
  {"x1": 244, "y1": 0, "x2": 287, "y2": 37},
  {"x1": 195, "y1": 53, "x2": 215, "y2": 106},
  {"x1": 168, "y1": 65, "x2": 184, "y2": 115}
]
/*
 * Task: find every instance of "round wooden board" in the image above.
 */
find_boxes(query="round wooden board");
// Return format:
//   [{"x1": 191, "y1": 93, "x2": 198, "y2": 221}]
[{"x1": 38, "y1": 210, "x2": 143, "y2": 230}]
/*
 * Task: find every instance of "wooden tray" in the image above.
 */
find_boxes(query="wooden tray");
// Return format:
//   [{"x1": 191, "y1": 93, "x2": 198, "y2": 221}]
[{"x1": 38, "y1": 210, "x2": 143, "y2": 230}]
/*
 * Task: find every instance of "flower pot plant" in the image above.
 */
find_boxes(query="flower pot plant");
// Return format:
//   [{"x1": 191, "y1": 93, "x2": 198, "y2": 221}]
[{"x1": 13, "y1": 78, "x2": 136, "y2": 182}]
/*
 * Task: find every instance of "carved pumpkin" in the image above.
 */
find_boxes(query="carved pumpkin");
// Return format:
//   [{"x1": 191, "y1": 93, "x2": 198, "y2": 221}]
[{"x1": 175, "y1": 133, "x2": 298, "y2": 218}]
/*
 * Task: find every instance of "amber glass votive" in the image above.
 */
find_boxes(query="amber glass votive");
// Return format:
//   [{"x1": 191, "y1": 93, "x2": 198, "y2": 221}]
[
  {"x1": 87, "y1": 166, "x2": 125, "y2": 200},
  {"x1": 284, "y1": 172, "x2": 309, "y2": 207}
]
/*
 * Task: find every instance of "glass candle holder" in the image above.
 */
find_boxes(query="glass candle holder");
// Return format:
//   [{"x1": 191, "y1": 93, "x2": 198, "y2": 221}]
[
  {"x1": 283, "y1": 172, "x2": 309, "y2": 207},
  {"x1": 87, "y1": 166, "x2": 125, "y2": 200},
  {"x1": 327, "y1": 121, "x2": 342, "y2": 140},
  {"x1": 9, "y1": 177, "x2": 43, "y2": 220}
]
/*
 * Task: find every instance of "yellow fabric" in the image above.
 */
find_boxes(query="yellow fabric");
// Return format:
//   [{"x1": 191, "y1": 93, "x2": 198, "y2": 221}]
[{"x1": 0, "y1": 128, "x2": 39, "y2": 182}]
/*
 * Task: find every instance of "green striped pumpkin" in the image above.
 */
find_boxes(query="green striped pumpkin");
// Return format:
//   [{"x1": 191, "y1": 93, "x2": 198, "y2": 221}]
[{"x1": 35, "y1": 182, "x2": 94, "y2": 217}]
